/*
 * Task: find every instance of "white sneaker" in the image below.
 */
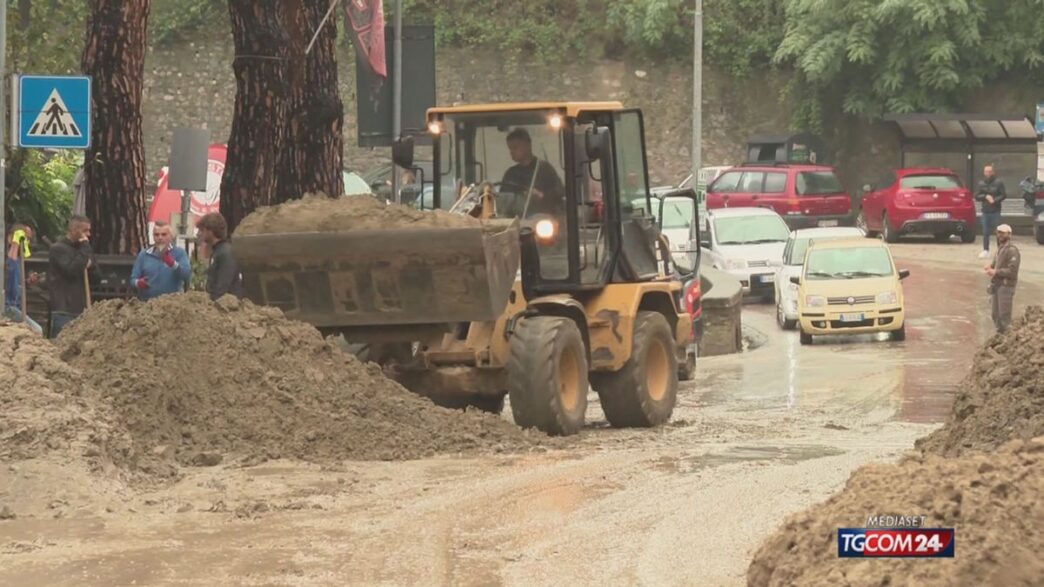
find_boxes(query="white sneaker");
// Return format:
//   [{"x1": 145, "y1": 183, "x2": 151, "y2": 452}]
[{"x1": 978, "y1": 250, "x2": 991, "y2": 259}]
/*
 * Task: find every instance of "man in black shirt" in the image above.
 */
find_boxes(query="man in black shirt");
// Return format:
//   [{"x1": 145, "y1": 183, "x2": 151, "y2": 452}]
[
  {"x1": 501, "y1": 128, "x2": 564, "y2": 217},
  {"x1": 47, "y1": 215, "x2": 96, "y2": 337},
  {"x1": 196, "y1": 213, "x2": 242, "y2": 301}
]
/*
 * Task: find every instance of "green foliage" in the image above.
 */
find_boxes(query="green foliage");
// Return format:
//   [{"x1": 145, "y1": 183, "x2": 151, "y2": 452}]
[
  {"x1": 6, "y1": 0, "x2": 89, "y2": 73},
  {"x1": 151, "y1": 0, "x2": 227, "y2": 44},
  {"x1": 7, "y1": 151, "x2": 81, "y2": 243},
  {"x1": 774, "y1": 0, "x2": 1044, "y2": 128}
]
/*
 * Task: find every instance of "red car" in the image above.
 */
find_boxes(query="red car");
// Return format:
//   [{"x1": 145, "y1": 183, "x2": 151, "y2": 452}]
[
  {"x1": 705, "y1": 163, "x2": 852, "y2": 229},
  {"x1": 858, "y1": 168, "x2": 976, "y2": 243}
]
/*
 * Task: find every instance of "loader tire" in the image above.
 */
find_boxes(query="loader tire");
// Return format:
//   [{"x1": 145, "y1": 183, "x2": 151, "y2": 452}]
[
  {"x1": 507, "y1": 316, "x2": 588, "y2": 436},
  {"x1": 592, "y1": 312, "x2": 677, "y2": 428}
]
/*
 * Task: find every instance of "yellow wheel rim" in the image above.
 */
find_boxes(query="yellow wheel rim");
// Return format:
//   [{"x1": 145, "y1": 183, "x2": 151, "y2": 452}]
[
  {"x1": 646, "y1": 338, "x2": 670, "y2": 401},
  {"x1": 559, "y1": 345, "x2": 581, "y2": 411}
]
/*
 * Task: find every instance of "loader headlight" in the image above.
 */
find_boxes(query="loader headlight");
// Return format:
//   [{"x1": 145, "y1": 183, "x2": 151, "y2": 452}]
[
  {"x1": 427, "y1": 120, "x2": 443, "y2": 135},
  {"x1": 548, "y1": 113, "x2": 564, "y2": 130},
  {"x1": 535, "y1": 219, "x2": 557, "y2": 243}
]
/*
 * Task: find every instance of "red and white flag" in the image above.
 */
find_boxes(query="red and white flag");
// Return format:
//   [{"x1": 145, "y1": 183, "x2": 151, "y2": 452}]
[{"x1": 344, "y1": 0, "x2": 387, "y2": 78}]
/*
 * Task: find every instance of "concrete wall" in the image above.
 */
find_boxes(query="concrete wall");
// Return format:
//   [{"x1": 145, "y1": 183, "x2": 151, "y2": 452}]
[{"x1": 697, "y1": 266, "x2": 743, "y2": 357}]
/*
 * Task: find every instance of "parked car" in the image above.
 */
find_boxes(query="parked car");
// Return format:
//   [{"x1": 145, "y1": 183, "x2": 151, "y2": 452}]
[
  {"x1": 792, "y1": 238, "x2": 910, "y2": 345},
  {"x1": 362, "y1": 160, "x2": 436, "y2": 206},
  {"x1": 677, "y1": 274, "x2": 702, "y2": 381},
  {"x1": 775, "y1": 226, "x2": 865, "y2": 330},
  {"x1": 857, "y1": 168, "x2": 976, "y2": 243},
  {"x1": 705, "y1": 163, "x2": 852, "y2": 229},
  {"x1": 701, "y1": 207, "x2": 790, "y2": 301}
]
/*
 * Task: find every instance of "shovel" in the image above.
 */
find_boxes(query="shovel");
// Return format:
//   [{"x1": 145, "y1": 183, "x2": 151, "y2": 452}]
[
  {"x1": 84, "y1": 267, "x2": 92, "y2": 309},
  {"x1": 18, "y1": 237, "x2": 27, "y2": 322}
]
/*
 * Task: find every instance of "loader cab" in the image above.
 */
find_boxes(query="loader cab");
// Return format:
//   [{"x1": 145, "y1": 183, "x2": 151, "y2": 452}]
[{"x1": 400, "y1": 102, "x2": 670, "y2": 297}]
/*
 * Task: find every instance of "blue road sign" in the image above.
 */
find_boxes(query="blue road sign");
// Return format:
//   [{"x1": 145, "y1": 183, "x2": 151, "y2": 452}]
[{"x1": 18, "y1": 75, "x2": 92, "y2": 149}]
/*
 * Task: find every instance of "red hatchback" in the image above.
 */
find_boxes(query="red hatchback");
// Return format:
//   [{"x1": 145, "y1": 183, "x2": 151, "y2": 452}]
[
  {"x1": 705, "y1": 163, "x2": 852, "y2": 229},
  {"x1": 858, "y1": 168, "x2": 976, "y2": 243}
]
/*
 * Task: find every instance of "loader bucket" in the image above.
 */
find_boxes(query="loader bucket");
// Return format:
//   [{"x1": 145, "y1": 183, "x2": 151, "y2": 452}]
[{"x1": 234, "y1": 220, "x2": 521, "y2": 329}]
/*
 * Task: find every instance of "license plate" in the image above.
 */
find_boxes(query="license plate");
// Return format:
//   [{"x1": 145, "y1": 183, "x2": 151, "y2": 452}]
[
  {"x1": 759, "y1": 274, "x2": 775, "y2": 283},
  {"x1": 922, "y1": 212, "x2": 949, "y2": 219},
  {"x1": 817, "y1": 220, "x2": 839, "y2": 227},
  {"x1": 840, "y1": 313, "x2": 864, "y2": 322}
]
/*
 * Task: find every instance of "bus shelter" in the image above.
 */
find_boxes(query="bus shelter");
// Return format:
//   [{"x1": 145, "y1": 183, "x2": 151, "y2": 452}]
[{"x1": 883, "y1": 113, "x2": 1038, "y2": 217}]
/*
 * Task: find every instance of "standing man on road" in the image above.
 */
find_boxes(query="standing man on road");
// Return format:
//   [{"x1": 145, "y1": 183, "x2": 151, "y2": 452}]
[
  {"x1": 985, "y1": 224, "x2": 1020, "y2": 334},
  {"x1": 4, "y1": 224, "x2": 44, "y2": 334},
  {"x1": 195, "y1": 213, "x2": 242, "y2": 301},
  {"x1": 47, "y1": 215, "x2": 96, "y2": 338},
  {"x1": 130, "y1": 221, "x2": 192, "y2": 300},
  {"x1": 975, "y1": 164, "x2": 1006, "y2": 259}
]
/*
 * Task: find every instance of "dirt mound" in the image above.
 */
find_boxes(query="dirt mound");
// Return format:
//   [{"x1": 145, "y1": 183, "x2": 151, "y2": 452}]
[
  {"x1": 748, "y1": 438, "x2": 1044, "y2": 587},
  {"x1": 0, "y1": 321, "x2": 131, "y2": 518},
  {"x1": 235, "y1": 193, "x2": 479, "y2": 235},
  {"x1": 56, "y1": 293, "x2": 543, "y2": 471},
  {"x1": 917, "y1": 306, "x2": 1044, "y2": 456},
  {"x1": 0, "y1": 321, "x2": 124, "y2": 463}
]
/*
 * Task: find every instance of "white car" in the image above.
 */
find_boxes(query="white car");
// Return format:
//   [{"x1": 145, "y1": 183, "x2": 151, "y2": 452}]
[
  {"x1": 701, "y1": 207, "x2": 791, "y2": 301},
  {"x1": 640, "y1": 195, "x2": 700, "y2": 273},
  {"x1": 774, "y1": 226, "x2": 865, "y2": 329}
]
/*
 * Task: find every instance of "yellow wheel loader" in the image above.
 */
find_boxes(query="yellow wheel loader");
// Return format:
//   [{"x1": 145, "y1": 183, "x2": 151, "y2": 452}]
[{"x1": 235, "y1": 102, "x2": 697, "y2": 436}]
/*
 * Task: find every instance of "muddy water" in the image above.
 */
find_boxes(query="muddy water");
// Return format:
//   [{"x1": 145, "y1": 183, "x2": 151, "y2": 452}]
[{"x1": 1, "y1": 240, "x2": 1041, "y2": 586}]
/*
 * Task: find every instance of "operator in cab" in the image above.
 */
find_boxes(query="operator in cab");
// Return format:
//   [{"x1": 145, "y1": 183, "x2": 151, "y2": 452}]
[{"x1": 501, "y1": 128, "x2": 565, "y2": 217}]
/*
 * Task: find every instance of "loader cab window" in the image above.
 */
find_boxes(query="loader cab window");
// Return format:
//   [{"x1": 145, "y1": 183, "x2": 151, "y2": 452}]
[
  {"x1": 612, "y1": 111, "x2": 652, "y2": 218},
  {"x1": 434, "y1": 110, "x2": 570, "y2": 280}
]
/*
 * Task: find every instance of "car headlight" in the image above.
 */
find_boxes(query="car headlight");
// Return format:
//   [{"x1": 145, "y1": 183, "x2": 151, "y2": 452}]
[
  {"x1": 875, "y1": 290, "x2": 898, "y2": 305},
  {"x1": 805, "y1": 295, "x2": 826, "y2": 308},
  {"x1": 724, "y1": 258, "x2": 747, "y2": 270},
  {"x1": 788, "y1": 282, "x2": 799, "y2": 293},
  {"x1": 1038, "y1": 212, "x2": 1044, "y2": 221}
]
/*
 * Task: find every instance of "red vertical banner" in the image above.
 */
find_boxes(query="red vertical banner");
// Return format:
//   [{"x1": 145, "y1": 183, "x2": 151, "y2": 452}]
[{"x1": 344, "y1": 0, "x2": 387, "y2": 79}]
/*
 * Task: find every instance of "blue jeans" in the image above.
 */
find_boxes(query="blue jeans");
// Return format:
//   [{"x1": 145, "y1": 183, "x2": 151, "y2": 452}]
[
  {"x1": 3, "y1": 306, "x2": 43, "y2": 335},
  {"x1": 981, "y1": 211, "x2": 1001, "y2": 251},
  {"x1": 49, "y1": 311, "x2": 79, "y2": 339}
]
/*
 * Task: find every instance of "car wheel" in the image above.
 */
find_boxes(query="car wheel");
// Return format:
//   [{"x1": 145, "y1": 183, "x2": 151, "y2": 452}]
[
  {"x1": 961, "y1": 229, "x2": 976, "y2": 244},
  {"x1": 890, "y1": 325, "x2": 906, "y2": 342},
  {"x1": 799, "y1": 329, "x2": 813, "y2": 345},
  {"x1": 856, "y1": 210, "x2": 877, "y2": 237},
  {"x1": 777, "y1": 302, "x2": 796, "y2": 330},
  {"x1": 882, "y1": 214, "x2": 899, "y2": 243}
]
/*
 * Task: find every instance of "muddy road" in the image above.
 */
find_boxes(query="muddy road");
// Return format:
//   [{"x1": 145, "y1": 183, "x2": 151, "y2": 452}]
[{"x1": 2, "y1": 238, "x2": 1041, "y2": 586}]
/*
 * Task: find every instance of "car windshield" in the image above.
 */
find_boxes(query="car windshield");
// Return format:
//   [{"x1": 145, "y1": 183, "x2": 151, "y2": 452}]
[
  {"x1": 714, "y1": 215, "x2": 790, "y2": 245},
  {"x1": 796, "y1": 171, "x2": 843, "y2": 195},
  {"x1": 786, "y1": 233, "x2": 861, "y2": 265},
  {"x1": 899, "y1": 175, "x2": 962, "y2": 190},
  {"x1": 805, "y1": 247, "x2": 894, "y2": 279}
]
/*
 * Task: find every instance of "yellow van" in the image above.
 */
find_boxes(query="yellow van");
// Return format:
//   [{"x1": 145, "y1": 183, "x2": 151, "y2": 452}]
[{"x1": 790, "y1": 238, "x2": 909, "y2": 345}]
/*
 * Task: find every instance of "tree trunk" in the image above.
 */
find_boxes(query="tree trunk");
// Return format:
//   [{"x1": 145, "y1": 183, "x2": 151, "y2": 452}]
[
  {"x1": 220, "y1": 0, "x2": 292, "y2": 233},
  {"x1": 81, "y1": 0, "x2": 150, "y2": 255},
  {"x1": 275, "y1": 0, "x2": 345, "y2": 203}
]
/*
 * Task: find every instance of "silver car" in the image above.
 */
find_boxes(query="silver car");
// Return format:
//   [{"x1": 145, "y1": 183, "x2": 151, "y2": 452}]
[
  {"x1": 773, "y1": 226, "x2": 866, "y2": 329},
  {"x1": 701, "y1": 207, "x2": 791, "y2": 301}
]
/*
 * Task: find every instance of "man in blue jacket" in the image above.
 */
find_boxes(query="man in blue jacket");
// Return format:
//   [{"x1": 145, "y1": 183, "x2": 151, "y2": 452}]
[{"x1": 131, "y1": 221, "x2": 192, "y2": 300}]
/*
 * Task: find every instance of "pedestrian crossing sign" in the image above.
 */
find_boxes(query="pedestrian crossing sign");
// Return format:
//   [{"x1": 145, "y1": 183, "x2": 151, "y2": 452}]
[{"x1": 17, "y1": 75, "x2": 92, "y2": 149}]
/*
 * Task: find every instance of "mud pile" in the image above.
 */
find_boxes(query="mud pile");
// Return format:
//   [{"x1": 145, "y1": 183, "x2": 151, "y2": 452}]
[
  {"x1": 0, "y1": 321, "x2": 131, "y2": 517},
  {"x1": 747, "y1": 438, "x2": 1044, "y2": 587},
  {"x1": 57, "y1": 293, "x2": 541, "y2": 471},
  {"x1": 918, "y1": 306, "x2": 1044, "y2": 456},
  {"x1": 0, "y1": 321, "x2": 124, "y2": 463},
  {"x1": 235, "y1": 193, "x2": 480, "y2": 235}
]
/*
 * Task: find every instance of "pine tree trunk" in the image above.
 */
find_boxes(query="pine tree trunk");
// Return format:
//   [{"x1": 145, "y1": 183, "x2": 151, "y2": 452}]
[
  {"x1": 81, "y1": 0, "x2": 150, "y2": 255},
  {"x1": 220, "y1": 0, "x2": 292, "y2": 233},
  {"x1": 275, "y1": 0, "x2": 345, "y2": 203}
]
